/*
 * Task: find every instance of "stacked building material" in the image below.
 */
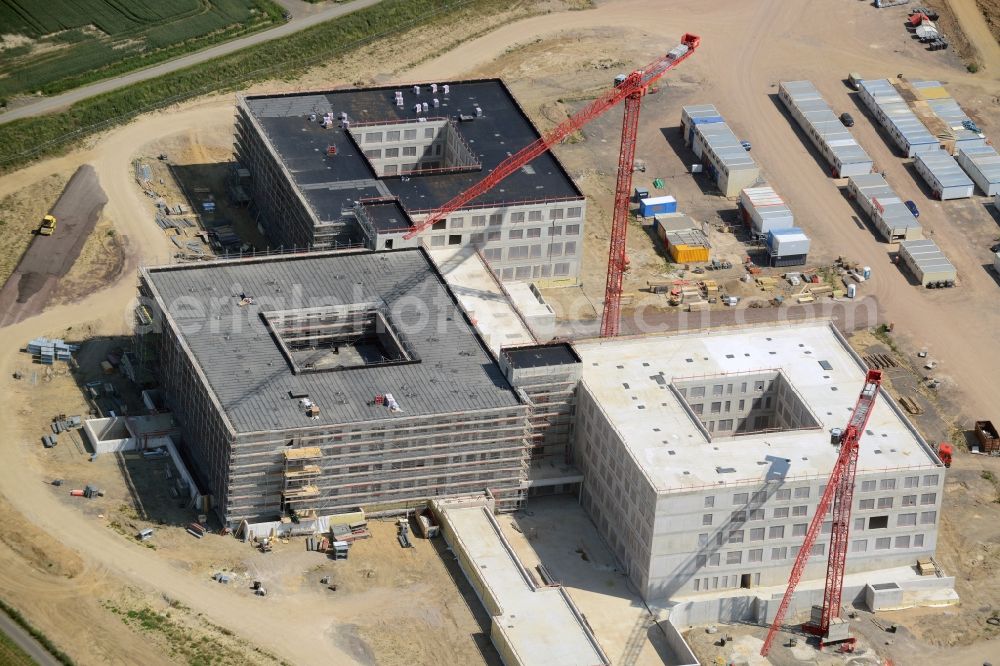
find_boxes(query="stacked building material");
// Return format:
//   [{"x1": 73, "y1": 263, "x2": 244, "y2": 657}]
[
  {"x1": 27, "y1": 337, "x2": 79, "y2": 364},
  {"x1": 778, "y1": 80, "x2": 874, "y2": 177},
  {"x1": 847, "y1": 173, "x2": 922, "y2": 241},
  {"x1": 913, "y1": 151, "x2": 974, "y2": 200},
  {"x1": 911, "y1": 80, "x2": 986, "y2": 155}
]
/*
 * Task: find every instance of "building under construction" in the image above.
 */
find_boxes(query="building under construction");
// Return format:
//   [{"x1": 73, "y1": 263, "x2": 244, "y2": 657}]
[
  {"x1": 139, "y1": 249, "x2": 548, "y2": 526},
  {"x1": 572, "y1": 321, "x2": 950, "y2": 613},
  {"x1": 235, "y1": 79, "x2": 586, "y2": 284}
]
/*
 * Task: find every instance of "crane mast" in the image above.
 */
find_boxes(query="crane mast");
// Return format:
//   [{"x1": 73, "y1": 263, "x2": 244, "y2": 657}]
[
  {"x1": 760, "y1": 369, "x2": 883, "y2": 656},
  {"x1": 402, "y1": 34, "x2": 701, "y2": 337}
]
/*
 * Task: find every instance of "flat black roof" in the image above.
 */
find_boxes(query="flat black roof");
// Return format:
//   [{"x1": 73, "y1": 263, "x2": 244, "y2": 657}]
[
  {"x1": 143, "y1": 249, "x2": 521, "y2": 433},
  {"x1": 241, "y1": 79, "x2": 583, "y2": 225},
  {"x1": 503, "y1": 343, "x2": 581, "y2": 370},
  {"x1": 362, "y1": 199, "x2": 412, "y2": 233}
]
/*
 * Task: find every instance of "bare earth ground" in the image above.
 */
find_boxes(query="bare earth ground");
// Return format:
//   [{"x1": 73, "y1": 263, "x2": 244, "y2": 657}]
[
  {"x1": 1, "y1": 0, "x2": 1000, "y2": 664},
  {"x1": 0, "y1": 172, "x2": 70, "y2": 288}
]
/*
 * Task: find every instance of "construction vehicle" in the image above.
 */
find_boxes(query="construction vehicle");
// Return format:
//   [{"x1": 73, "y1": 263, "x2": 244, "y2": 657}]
[
  {"x1": 400, "y1": 34, "x2": 701, "y2": 338},
  {"x1": 761, "y1": 370, "x2": 883, "y2": 656},
  {"x1": 258, "y1": 537, "x2": 272, "y2": 553},
  {"x1": 937, "y1": 443, "x2": 953, "y2": 467},
  {"x1": 39, "y1": 214, "x2": 56, "y2": 236}
]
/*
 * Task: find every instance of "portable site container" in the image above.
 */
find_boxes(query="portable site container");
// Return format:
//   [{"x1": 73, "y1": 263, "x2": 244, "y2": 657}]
[
  {"x1": 956, "y1": 145, "x2": 1000, "y2": 196},
  {"x1": 639, "y1": 195, "x2": 677, "y2": 217},
  {"x1": 653, "y1": 213, "x2": 696, "y2": 244},
  {"x1": 858, "y1": 79, "x2": 939, "y2": 157},
  {"x1": 778, "y1": 81, "x2": 873, "y2": 177},
  {"x1": 898, "y1": 238, "x2": 957, "y2": 286},
  {"x1": 739, "y1": 186, "x2": 794, "y2": 234},
  {"x1": 634, "y1": 186, "x2": 650, "y2": 201},
  {"x1": 664, "y1": 229, "x2": 709, "y2": 263},
  {"x1": 770, "y1": 253, "x2": 808, "y2": 268},
  {"x1": 766, "y1": 228, "x2": 810, "y2": 257},
  {"x1": 680, "y1": 104, "x2": 724, "y2": 146},
  {"x1": 914, "y1": 151, "x2": 974, "y2": 200},
  {"x1": 847, "y1": 173, "x2": 922, "y2": 242},
  {"x1": 690, "y1": 121, "x2": 760, "y2": 197}
]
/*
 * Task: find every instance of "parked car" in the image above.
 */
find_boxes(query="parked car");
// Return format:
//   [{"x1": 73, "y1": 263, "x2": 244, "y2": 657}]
[
  {"x1": 839, "y1": 112, "x2": 855, "y2": 127},
  {"x1": 740, "y1": 140, "x2": 751, "y2": 152},
  {"x1": 905, "y1": 200, "x2": 919, "y2": 218}
]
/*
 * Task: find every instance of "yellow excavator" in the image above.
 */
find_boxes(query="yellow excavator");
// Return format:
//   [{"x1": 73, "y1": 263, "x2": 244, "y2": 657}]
[{"x1": 39, "y1": 214, "x2": 56, "y2": 236}]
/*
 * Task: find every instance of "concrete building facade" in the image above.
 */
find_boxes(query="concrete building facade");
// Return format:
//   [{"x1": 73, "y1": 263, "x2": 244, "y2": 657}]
[
  {"x1": 235, "y1": 79, "x2": 586, "y2": 284},
  {"x1": 571, "y1": 322, "x2": 944, "y2": 603}
]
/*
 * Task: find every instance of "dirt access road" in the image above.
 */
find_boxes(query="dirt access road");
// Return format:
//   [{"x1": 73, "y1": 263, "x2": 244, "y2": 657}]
[
  {"x1": 946, "y1": 0, "x2": 1000, "y2": 70},
  {"x1": 415, "y1": 0, "x2": 1000, "y2": 422},
  {"x1": 0, "y1": 1, "x2": 997, "y2": 664},
  {"x1": 0, "y1": 165, "x2": 106, "y2": 328},
  {"x1": 0, "y1": 0, "x2": 380, "y2": 124}
]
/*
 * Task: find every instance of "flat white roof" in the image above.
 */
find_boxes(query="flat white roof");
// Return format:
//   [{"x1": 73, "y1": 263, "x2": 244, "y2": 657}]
[
  {"x1": 574, "y1": 321, "x2": 938, "y2": 494},
  {"x1": 428, "y1": 248, "x2": 534, "y2": 355},
  {"x1": 439, "y1": 503, "x2": 608, "y2": 666}
]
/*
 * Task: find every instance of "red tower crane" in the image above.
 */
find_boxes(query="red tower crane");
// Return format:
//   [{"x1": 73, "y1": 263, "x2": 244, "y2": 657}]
[
  {"x1": 401, "y1": 34, "x2": 701, "y2": 337},
  {"x1": 760, "y1": 369, "x2": 883, "y2": 656}
]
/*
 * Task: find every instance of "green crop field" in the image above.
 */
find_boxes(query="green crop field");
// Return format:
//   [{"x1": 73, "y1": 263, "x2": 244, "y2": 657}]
[
  {"x1": 0, "y1": 0, "x2": 283, "y2": 100},
  {"x1": 0, "y1": 630, "x2": 36, "y2": 666}
]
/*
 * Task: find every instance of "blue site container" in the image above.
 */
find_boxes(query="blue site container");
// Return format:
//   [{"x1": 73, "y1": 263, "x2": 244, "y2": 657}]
[{"x1": 639, "y1": 196, "x2": 677, "y2": 217}]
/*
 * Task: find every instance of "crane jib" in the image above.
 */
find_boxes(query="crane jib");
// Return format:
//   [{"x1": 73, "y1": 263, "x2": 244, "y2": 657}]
[{"x1": 401, "y1": 36, "x2": 699, "y2": 240}]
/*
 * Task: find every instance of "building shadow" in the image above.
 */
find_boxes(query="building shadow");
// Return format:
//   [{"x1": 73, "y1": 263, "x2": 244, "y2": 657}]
[
  {"x1": 982, "y1": 201, "x2": 1000, "y2": 229},
  {"x1": 168, "y1": 161, "x2": 268, "y2": 251},
  {"x1": 652, "y1": 455, "x2": 790, "y2": 601},
  {"x1": 766, "y1": 94, "x2": 841, "y2": 178},
  {"x1": 428, "y1": 529, "x2": 504, "y2": 665},
  {"x1": 845, "y1": 92, "x2": 906, "y2": 159},
  {"x1": 58, "y1": 333, "x2": 213, "y2": 530},
  {"x1": 837, "y1": 185, "x2": 889, "y2": 242},
  {"x1": 981, "y1": 263, "x2": 1000, "y2": 288},
  {"x1": 901, "y1": 161, "x2": 937, "y2": 199},
  {"x1": 658, "y1": 126, "x2": 721, "y2": 197}
]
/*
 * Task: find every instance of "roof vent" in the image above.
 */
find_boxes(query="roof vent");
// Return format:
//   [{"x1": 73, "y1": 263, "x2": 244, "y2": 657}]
[{"x1": 716, "y1": 467, "x2": 737, "y2": 474}]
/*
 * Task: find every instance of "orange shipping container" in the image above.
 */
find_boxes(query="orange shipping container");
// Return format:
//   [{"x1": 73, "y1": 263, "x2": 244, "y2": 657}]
[{"x1": 669, "y1": 244, "x2": 710, "y2": 263}]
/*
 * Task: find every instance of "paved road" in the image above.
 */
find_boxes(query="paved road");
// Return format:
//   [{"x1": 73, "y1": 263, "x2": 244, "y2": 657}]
[
  {"x1": 0, "y1": 0, "x2": 380, "y2": 124},
  {"x1": 0, "y1": 165, "x2": 107, "y2": 328},
  {"x1": 0, "y1": 608, "x2": 61, "y2": 666}
]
